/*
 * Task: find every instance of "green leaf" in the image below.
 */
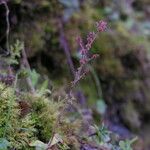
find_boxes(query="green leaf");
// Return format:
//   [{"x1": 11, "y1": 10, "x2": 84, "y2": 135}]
[
  {"x1": 29, "y1": 69, "x2": 40, "y2": 88},
  {"x1": 94, "y1": 124, "x2": 110, "y2": 144},
  {"x1": 96, "y1": 99, "x2": 106, "y2": 114},
  {"x1": 39, "y1": 80, "x2": 49, "y2": 93},
  {"x1": 29, "y1": 140, "x2": 47, "y2": 150},
  {"x1": 119, "y1": 137, "x2": 137, "y2": 150}
]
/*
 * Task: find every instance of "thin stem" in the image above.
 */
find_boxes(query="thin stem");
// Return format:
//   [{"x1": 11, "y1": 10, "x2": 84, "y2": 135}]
[
  {"x1": 88, "y1": 64, "x2": 103, "y2": 99},
  {"x1": 4, "y1": 1, "x2": 10, "y2": 51},
  {"x1": 21, "y1": 48, "x2": 35, "y2": 94},
  {"x1": 13, "y1": 73, "x2": 18, "y2": 89}
]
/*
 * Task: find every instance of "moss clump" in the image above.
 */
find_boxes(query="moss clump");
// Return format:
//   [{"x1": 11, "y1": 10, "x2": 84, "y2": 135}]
[
  {"x1": 25, "y1": 94, "x2": 64, "y2": 142},
  {"x1": 0, "y1": 80, "x2": 83, "y2": 149},
  {"x1": 0, "y1": 83, "x2": 35, "y2": 149},
  {"x1": 23, "y1": 93, "x2": 84, "y2": 149}
]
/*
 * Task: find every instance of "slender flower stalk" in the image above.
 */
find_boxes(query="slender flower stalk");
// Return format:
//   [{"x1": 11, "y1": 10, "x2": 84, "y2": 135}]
[{"x1": 72, "y1": 20, "x2": 107, "y2": 86}]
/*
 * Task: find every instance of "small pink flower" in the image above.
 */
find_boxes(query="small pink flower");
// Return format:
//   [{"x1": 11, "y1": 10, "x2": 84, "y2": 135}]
[
  {"x1": 92, "y1": 54, "x2": 99, "y2": 58},
  {"x1": 96, "y1": 20, "x2": 107, "y2": 32},
  {"x1": 86, "y1": 32, "x2": 96, "y2": 50},
  {"x1": 80, "y1": 58, "x2": 87, "y2": 64},
  {"x1": 80, "y1": 49, "x2": 87, "y2": 55},
  {"x1": 76, "y1": 36, "x2": 85, "y2": 51}
]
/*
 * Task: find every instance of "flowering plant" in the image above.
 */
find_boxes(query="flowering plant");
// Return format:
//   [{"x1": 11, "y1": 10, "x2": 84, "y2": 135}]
[{"x1": 72, "y1": 20, "x2": 107, "y2": 86}]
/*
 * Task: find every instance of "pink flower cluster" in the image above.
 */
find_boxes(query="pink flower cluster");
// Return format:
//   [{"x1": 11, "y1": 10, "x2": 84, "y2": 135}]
[
  {"x1": 96, "y1": 20, "x2": 107, "y2": 32},
  {"x1": 77, "y1": 20, "x2": 107, "y2": 65},
  {"x1": 76, "y1": 32, "x2": 97, "y2": 65},
  {"x1": 72, "y1": 20, "x2": 107, "y2": 86}
]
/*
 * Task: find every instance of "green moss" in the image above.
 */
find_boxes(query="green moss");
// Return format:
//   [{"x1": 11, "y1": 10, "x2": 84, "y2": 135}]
[
  {"x1": 25, "y1": 94, "x2": 64, "y2": 142},
  {"x1": 24, "y1": 93, "x2": 82, "y2": 148},
  {"x1": 0, "y1": 83, "x2": 35, "y2": 149},
  {"x1": 80, "y1": 77, "x2": 98, "y2": 105},
  {"x1": 0, "y1": 81, "x2": 82, "y2": 149},
  {"x1": 99, "y1": 58, "x2": 124, "y2": 77}
]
